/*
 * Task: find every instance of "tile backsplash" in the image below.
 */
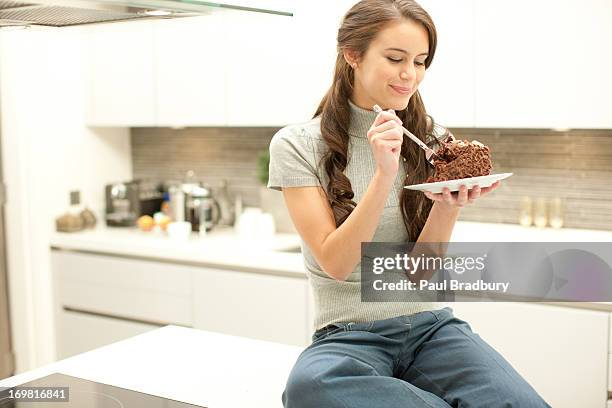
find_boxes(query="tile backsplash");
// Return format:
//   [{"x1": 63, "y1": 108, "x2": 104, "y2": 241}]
[
  {"x1": 132, "y1": 127, "x2": 278, "y2": 207},
  {"x1": 132, "y1": 127, "x2": 612, "y2": 231},
  {"x1": 451, "y1": 128, "x2": 612, "y2": 230}
]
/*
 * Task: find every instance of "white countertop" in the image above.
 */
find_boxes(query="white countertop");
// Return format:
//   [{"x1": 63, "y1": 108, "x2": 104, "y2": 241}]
[
  {"x1": 0, "y1": 325, "x2": 303, "y2": 408},
  {"x1": 49, "y1": 221, "x2": 612, "y2": 302},
  {"x1": 451, "y1": 221, "x2": 612, "y2": 242},
  {"x1": 50, "y1": 221, "x2": 612, "y2": 266},
  {"x1": 50, "y1": 225, "x2": 306, "y2": 277}
]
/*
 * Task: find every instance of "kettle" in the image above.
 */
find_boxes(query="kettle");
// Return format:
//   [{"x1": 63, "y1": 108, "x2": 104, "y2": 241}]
[{"x1": 185, "y1": 185, "x2": 221, "y2": 233}]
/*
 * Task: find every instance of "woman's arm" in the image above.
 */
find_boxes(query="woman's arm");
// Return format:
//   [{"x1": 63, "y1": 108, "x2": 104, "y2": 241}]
[
  {"x1": 284, "y1": 179, "x2": 500, "y2": 282},
  {"x1": 409, "y1": 182, "x2": 501, "y2": 281},
  {"x1": 282, "y1": 169, "x2": 396, "y2": 282},
  {"x1": 280, "y1": 109, "x2": 404, "y2": 282},
  {"x1": 416, "y1": 198, "x2": 462, "y2": 243},
  {"x1": 418, "y1": 181, "x2": 501, "y2": 243}
]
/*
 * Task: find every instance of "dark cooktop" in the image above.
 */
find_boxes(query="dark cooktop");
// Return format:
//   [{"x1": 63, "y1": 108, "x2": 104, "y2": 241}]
[{"x1": 0, "y1": 373, "x2": 205, "y2": 407}]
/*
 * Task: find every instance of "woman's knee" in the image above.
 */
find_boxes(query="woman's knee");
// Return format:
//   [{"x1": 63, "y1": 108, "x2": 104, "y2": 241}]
[
  {"x1": 283, "y1": 368, "x2": 314, "y2": 407},
  {"x1": 485, "y1": 379, "x2": 551, "y2": 408},
  {"x1": 505, "y1": 387, "x2": 551, "y2": 408},
  {"x1": 283, "y1": 364, "x2": 342, "y2": 408}
]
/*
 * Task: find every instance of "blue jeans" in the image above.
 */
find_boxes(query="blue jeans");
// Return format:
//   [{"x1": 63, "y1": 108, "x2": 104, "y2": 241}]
[{"x1": 283, "y1": 307, "x2": 551, "y2": 408}]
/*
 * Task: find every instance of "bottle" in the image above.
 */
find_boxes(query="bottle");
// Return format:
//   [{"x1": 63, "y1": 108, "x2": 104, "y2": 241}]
[
  {"x1": 161, "y1": 191, "x2": 171, "y2": 217},
  {"x1": 168, "y1": 183, "x2": 185, "y2": 222}
]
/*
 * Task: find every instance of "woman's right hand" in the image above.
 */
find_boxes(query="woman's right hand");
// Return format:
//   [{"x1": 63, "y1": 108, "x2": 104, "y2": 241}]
[{"x1": 367, "y1": 109, "x2": 404, "y2": 180}]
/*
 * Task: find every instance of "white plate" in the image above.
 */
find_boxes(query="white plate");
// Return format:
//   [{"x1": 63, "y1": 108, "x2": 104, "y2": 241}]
[{"x1": 404, "y1": 172, "x2": 513, "y2": 194}]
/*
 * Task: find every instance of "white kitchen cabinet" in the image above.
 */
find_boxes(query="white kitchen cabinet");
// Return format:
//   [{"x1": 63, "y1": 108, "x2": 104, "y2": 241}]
[
  {"x1": 85, "y1": 11, "x2": 313, "y2": 127},
  {"x1": 154, "y1": 15, "x2": 228, "y2": 127},
  {"x1": 52, "y1": 250, "x2": 194, "y2": 326},
  {"x1": 56, "y1": 309, "x2": 160, "y2": 359},
  {"x1": 473, "y1": 0, "x2": 612, "y2": 129},
  {"x1": 84, "y1": 20, "x2": 157, "y2": 126},
  {"x1": 418, "y1": 0, "x2": 476, "y2": 128},
  {"x1": 451, "y1": 302, "x2": 609, "y2": 408},
  {"x1": 83, "y1": 9, "x2": 302, "y2": 127},
  {"x1": 223, "y1": 11, "x2": 308, "y2": 126},
  {"x1": 52, "y1": 248, "x2": 311, "y2": 358},
  {"x1": 83, "y1": 1, "x2": 612, "y2": 129},
  {"x1": 193, "y1": 267, "x2": 310, "y2": 346}
]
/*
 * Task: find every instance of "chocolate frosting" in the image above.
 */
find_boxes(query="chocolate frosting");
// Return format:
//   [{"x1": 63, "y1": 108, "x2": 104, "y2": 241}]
[{"x1": 426, "y1": 137, "x2": 492, "y2": 183}]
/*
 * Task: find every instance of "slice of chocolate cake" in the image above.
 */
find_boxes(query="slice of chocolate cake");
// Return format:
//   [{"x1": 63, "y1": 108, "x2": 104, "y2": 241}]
[{"x1": 426, "y1": 136, "x2": 492, "y2": 183}]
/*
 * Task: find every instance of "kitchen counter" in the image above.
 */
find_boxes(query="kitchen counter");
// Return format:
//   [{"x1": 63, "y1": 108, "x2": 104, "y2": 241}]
[
  {"x1": 50, "y1": 221, "x2": 612, "y2": 312},
  {"x1": 0, "y1": 325, "x2": 303, "y2": 408},
  {"x1": 50, "y1": 225, "x2": 306, "y2": 277},
  {"x1": 451, "y1": 221, "x2": 612, "y2": 242},
  {"x1": 50, "y1": 221, "x2": 612, "y2": 274}
]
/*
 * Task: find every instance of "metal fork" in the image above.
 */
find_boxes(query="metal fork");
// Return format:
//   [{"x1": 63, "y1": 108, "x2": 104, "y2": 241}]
[{"x1": 372, "y1": 104, "x2": 440, "y2": 166}]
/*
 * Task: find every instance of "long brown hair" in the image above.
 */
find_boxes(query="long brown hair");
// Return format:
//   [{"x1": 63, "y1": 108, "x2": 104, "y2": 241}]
[{"x1": 314, "y1": 0, "x2": 444, "y2": 242}]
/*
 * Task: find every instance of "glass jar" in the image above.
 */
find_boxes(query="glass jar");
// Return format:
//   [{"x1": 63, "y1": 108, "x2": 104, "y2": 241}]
[
  {"x1": 549, "y1": 197, "x2": 564, "y2": 229},
  {"x1": 533, "y1": 197, "x2": 548, "y2": 228},
  {"x1": 519, "y1": 196, "x2": 533, "y2": 227}
]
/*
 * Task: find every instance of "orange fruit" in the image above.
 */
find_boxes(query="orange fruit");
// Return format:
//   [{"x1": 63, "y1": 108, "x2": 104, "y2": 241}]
[
  {"x1": 137, "y1": 215, "x2": 154, "y2": 232},
  {"x1": 157, "y1": 215, "x2": 170, "y2": 231}
]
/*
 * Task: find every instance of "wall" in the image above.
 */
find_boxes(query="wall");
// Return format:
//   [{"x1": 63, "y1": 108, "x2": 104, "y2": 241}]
[
  {"x1": 132, "y1": 127, "x2": 612, "y2": 231},
  {"x1": 0, "y1": 27, "x2": 132, "y2": 372}
]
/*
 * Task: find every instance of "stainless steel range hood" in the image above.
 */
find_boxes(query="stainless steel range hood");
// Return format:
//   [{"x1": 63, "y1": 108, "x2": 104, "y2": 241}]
[{"x1": 0, "y1": 0, "x2": 292, "y2": 27}]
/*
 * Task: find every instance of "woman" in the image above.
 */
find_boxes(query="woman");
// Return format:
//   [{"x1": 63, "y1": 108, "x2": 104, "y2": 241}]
[{"x1": 267, "y1": 1, "x2": 550, "y2": 407}]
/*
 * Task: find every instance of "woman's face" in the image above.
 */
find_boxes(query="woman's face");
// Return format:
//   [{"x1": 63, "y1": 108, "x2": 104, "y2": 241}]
[{"x1": 347, "y1": 19, "x2": 429, "y2": 111}]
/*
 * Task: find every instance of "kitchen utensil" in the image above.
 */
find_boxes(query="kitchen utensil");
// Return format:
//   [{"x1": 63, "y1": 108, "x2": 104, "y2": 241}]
[
  {"x1": 372, "y1": 104, "x2": 440, "y2": 166},
  {"x1": 404, "y1": 172, "x2": 513, "y2": 194},
  {"x1": 215, "y1": 179, "x2": 235, "y2": 226},
  {"x1": 186, "y1": 185, "x2": 221, "y2": 233}
]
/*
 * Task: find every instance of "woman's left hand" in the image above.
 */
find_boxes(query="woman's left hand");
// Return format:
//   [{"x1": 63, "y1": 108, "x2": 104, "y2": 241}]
[{"x1": 423, "y1": 180, "x2": 501, "y2": 209}]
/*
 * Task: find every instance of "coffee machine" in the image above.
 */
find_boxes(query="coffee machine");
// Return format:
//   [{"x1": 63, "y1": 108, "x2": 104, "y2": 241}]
[{"x1": 105, "y1": 180, "x2": 163, "y2": 227}]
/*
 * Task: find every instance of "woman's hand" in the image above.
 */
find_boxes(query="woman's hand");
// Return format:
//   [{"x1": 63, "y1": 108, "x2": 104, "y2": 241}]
[
  {"x1": 424, "y1": 180, "x2": 501, "y2": 209},
  {"x1": 367, "y1": 109, "x2": 403, "y2": 180}
]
